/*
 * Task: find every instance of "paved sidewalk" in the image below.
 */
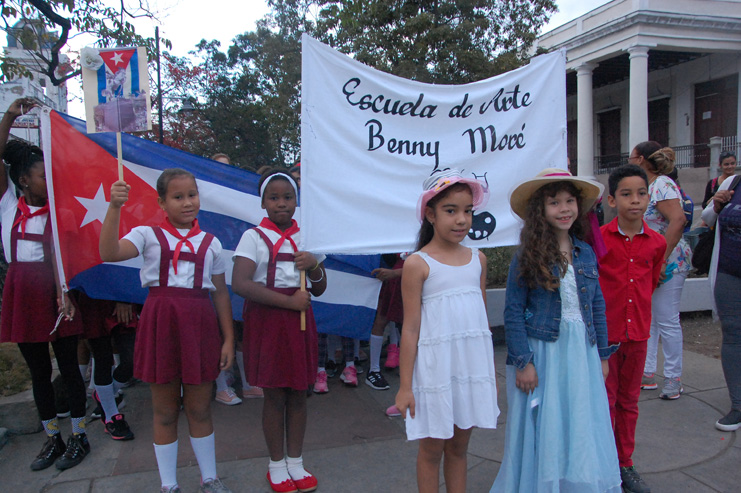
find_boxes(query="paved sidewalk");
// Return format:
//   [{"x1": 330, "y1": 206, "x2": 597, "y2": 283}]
[{"x1": 0, "y1": 346, "x2": 738, "y2": 492}]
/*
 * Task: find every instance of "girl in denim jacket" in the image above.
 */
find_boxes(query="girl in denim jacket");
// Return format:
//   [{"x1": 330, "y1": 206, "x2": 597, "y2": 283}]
[{"x1": 491, "y1": 169, "x2": 621, "y2": 493}]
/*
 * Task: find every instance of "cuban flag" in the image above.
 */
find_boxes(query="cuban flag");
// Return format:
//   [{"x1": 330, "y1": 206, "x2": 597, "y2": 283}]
[{"x1": 40, "y1": 108, "x2": 381, "y2": 339}]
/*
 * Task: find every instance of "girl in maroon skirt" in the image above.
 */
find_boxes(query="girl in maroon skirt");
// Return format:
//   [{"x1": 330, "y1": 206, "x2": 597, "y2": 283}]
[
  {"x1": 99, "y1": 169, "x2": 234, "y2": 493},
  {"x1": 232, "y1": 169, "x2": 327, "y2": 493},
  {"x1": 0, "y1": 98, "x2": 89, "y2": 471}
]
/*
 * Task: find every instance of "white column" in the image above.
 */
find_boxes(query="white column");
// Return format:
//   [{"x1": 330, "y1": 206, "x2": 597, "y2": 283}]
[
  {"x1": 628, "y1": 45, "x2": 650, "y2": 148},
  {"x1": 577, "y1": 62, "x2": 597, "y2": 177}
]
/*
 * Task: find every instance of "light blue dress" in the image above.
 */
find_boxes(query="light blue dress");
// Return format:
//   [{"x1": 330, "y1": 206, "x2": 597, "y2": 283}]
[{"x1": 491, "y1": 265, "x2": 621, "y2": 493}]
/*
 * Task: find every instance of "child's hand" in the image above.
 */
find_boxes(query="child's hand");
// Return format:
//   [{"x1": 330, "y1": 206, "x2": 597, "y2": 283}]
[
  {"x1": 6, "y1": 97, "x2": 37, "y2": 119},
  {"x1": 395, "y1": 388, "x2": 415, "y2": 419},
  {"x1": 294, "y1": 251, "x2": 318, "y2": 271},
  {"x1": 220, "y1": 342, "x2": 235, "y2": 371},
  {"x1": 601, "y1": 360, "x2": 609, "y2": 381},
  {"x1": 109, "y1": 180, "x2": 130, "y2": 208},
  {"x1": 515, "y1": 363, "x2": 538, "y2": 394},
  {"x1": 113, "y1": 302, "x2": 134, "y2": 325},
  {"x1": 286, "y1": 290, "x2": 311, "y2": 311},
  {"x1": 371, "y1": 268, "x2": 401, "y2": 281},
  {"x1": 57, "y1": 293, "x2": 75, "y2": 321}
]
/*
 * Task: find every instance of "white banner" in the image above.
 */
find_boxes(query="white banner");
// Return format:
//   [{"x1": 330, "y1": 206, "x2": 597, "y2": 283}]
[{"x1": 300, "y1": 35, "x2": 567, "y2": 254}]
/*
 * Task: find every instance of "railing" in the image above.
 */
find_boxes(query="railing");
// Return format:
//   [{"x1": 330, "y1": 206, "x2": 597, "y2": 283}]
[{"x1": 594, "y1": 143, "x2": 717, "y2": 174}]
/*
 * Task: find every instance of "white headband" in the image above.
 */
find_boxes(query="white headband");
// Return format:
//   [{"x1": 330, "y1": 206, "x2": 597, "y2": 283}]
[{"x1": 260, "y1": 172, "x2": 298, "y2": 198}]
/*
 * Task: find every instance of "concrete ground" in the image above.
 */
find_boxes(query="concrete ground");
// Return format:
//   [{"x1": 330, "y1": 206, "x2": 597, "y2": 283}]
[{"x1": 0, "y1": 346, "x2": 738, "y2": 492}]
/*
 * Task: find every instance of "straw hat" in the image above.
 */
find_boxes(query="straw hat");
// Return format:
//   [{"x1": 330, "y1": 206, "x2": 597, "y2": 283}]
[
  {"x1": 509, "y1": 168, "x2": 604, "y2": 220},
  {"x1": 417, "y1": 169, "x2": 489, "y2": 222}
]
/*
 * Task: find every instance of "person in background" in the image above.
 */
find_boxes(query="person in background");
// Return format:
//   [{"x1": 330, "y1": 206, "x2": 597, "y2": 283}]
[{"x1": 702, "y1": 151, "x2": 737, "y2": 209}]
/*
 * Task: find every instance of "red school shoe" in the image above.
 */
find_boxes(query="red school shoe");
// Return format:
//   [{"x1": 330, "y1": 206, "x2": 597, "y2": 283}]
[
  {"x1": 290, "y1": 471, "x2": 318, "y2": 493},
  {"x1": 267, "y1": 472, "x2": 298, "y2": 493}
]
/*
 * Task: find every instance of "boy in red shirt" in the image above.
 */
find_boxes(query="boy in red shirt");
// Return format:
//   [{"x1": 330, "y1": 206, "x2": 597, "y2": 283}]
[{"x1": 600, "y1": 164, "x2": 666, "y2": 493}]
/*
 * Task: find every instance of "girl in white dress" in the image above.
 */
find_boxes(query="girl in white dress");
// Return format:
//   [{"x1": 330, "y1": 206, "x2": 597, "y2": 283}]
[{"x1": 395, "y1": 169, "x2": 499, "y2": 493}]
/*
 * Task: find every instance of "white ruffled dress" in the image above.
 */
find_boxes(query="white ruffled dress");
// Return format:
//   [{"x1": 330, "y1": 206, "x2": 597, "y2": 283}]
[{"x1": 405, "y1": 248, "x2": 500, "y2": 440}]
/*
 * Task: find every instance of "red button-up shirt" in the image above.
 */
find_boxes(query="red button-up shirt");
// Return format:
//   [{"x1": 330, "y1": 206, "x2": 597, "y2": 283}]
[{"x1": 599, "y1": 218, "x2": 666, "y2": 343}]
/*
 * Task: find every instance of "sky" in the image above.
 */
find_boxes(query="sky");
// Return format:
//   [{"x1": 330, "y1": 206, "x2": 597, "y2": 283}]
[{"x1": 64, "y1": 0, "x2": 610, "y2": 118}]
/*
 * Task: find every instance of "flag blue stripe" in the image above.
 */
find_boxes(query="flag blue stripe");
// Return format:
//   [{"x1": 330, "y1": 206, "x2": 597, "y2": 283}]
[
  {"x1": 130, "y1": 49, "x2": 139, "y2": 95},
  {"x1": 97, "y1": 66, "x2": 107, "y2": 104},
  {"x1": 312, "y1": 302, "x2": 376, "y2": 339},
  {"x1": 197, "y1": 210, "x2": 254, "y2": 252}
]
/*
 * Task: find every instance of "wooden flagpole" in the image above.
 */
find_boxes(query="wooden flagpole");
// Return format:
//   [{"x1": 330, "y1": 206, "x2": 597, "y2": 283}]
[
  {"x1": 116, "y1": 132, "x2": 123, "y2": 181},
  {"x1": 300, "y1": 270, "x2": 306, "y2": 331}
]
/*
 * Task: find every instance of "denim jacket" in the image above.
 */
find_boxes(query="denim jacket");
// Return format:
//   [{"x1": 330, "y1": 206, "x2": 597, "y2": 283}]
[{"x1": 503, "y1": 237, "x2": 618, "y2": 370}]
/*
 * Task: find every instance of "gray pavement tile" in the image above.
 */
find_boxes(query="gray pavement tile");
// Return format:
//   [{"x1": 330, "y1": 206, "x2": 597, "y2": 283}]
[
  {"x1": 467, "y1": 427, "x2": 503, "y2": 463},
  {"x1": 688, "y1": 387, "x2": 736, "y2": 417},
  {"x1": 681, "y1": 443, "x2": 741, "y2": 492},
  {"x1": 45, "y1": 479, "x2": 94, "y2": 492},
  {"x1": 632, "y1": 396, "x2": 733, "y2": 472},
  {"x1": 641, "y1": 470, "x2": 722, "y2": 493}
]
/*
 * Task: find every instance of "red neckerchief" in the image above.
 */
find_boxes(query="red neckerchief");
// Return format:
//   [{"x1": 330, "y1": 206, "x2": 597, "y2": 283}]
[
  {"x1": 160, "y1": 217, "x2": 202, "y2": 274},
  {"x1": 13, "y1": 197, "x2": 49, "y2": 238},
  {"x1": 259, "y1": 217, "x2": 299, "y2": 257}
]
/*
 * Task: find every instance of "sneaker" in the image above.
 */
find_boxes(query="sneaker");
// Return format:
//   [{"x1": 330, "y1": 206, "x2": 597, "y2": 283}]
[
  {"x1": 215, "y1": 388, "x2": 242, "y2": 406},
  {"x1": 340, "y1": 366, "x2": 358, "y2": 386},
  {"x1": 365, "y1": 371, "x2": 390, "y2": 390},
  {"x1": 30, "y1": 434, "x2": 66, "y2": 471},
  {"x1": 620, "y1": 466, "x2": 651, "y2": 493},
  {"x1": 715, "y1": 409, "x2": 741, "y2": 432},
  {"x1": 640, "y1": 373, "x2": 657, "y2": 390},
  {"x1": 105, "y1": 413, "x2": 135, "y2": 440},
  {"x1": 384, "y1": 344, "x2": 400, "y2": 369},
  {"x1": 242, "y1": 386, "x2": 264, "y2": 399},
  {"x1": 267, "y1": 471, "x2": 298, "y2": 493},
  {"x1": 659, "y1": 377, "x2": 683, "y2": 400},
  {"x1": 385, "y1": 404, "x2": 402, "y2": 417},
  {"x1": 325, "y1": 360, "x2": 338, "y2": 378},
  {"x1": 199, "y1": 477, "x2": 232, "y2": 492},
  {"x1": 55, "y1": 433, "x2": 90, "y2": 470},
  {"x1": 91, "y1": 391, "x2": 125, "y2": 421},
  {"x1": 313, "y1": 370, "x2": 329, "y2": 394},
  {"x1": 160, "y1": 486, "x2": 181, "y2": 493}
]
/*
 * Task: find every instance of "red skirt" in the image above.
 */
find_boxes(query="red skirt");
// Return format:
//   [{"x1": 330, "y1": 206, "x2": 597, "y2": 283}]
[
  {"x1": 377, "y1": 274, "x2": 404, "y2": 325},
  {"x1": 74, "y1": 291, "x2": 116, "y2": 339},
  {"x1": 134, "y1": 287, "x2": 222, "y2": 385},
  {"x1": 243, "y1": 288, "x2": 318, "y2": 391},
  {"x1": 0, "y1": 262, "x2": 82, "y2": 343}
]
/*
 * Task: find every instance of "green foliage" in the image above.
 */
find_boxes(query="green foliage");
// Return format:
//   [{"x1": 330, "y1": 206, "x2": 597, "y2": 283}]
[
  {"x1": 482, "y1": 245, "x2": 517, "y2": 288},
  {"x1": 1, "y1": 0, "x2": 170, "y2": 86},
  {"x1": 0, "y1": 343, "x2": 31, "y2": 397},
  {"x1": 314, "y1": 0, "x2": 558, "y2": 83}
]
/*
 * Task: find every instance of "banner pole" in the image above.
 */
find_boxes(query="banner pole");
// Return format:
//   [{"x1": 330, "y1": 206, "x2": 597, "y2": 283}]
[
  {"x1": 300, "y1": 271, "x2": 306, "y2": 331},
  {"x1": 116, "y1": 132, "x2": 123, "y2": 180}
]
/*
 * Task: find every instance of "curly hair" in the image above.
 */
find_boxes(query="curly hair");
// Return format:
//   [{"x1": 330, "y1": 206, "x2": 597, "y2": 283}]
[
  {"x1": 517, "y1": 181, "x2": 588, "y2": 291},
  {"x1": 3, "y1": 139, "x2": 44, "y2": 190},
  {"x1": 633, "y1": 141, "x2": 675, "y2": 176}
]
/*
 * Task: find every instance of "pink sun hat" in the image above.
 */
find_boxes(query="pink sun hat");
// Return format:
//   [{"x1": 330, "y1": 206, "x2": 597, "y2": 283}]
[{"x1": 416, "y1": 169, "x2": 489, "y2": 222}]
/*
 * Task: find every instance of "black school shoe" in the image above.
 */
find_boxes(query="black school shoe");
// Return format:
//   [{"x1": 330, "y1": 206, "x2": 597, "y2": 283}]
[
  {"x1": 55, "y1": 433, "x2": 90, "y2": 470},
  {"x1": 620, "y1": 466, "x2": 651, "y2": 493},
  {"x1": 30, "y1": 434, "x2": 66, "y2": 471},
  {"x1": 365, "y1": 370, "x2": 390, "y2": 390}
]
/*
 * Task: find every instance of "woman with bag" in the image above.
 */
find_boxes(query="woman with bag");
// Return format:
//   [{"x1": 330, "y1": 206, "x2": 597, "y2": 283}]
[{"x1": 702, "y1": 173, "x2": 741, "y2": 431}]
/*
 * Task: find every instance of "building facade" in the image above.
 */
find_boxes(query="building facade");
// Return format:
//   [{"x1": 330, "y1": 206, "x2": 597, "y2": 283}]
[{"x1": 534, "y1": 0, "x2": 741, "y2": 200}]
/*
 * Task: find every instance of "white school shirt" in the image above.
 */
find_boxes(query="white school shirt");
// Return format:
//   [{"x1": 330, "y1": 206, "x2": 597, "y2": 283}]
[
  {"x1": 0, "y1": 184, "x2": 47, "y2": 262},
  {"x1": 233, "y1": 226, "x2": 325, "y2": 288},
  {"x1": 123, "y1": 225, "x2": 226, "y2": 291}
]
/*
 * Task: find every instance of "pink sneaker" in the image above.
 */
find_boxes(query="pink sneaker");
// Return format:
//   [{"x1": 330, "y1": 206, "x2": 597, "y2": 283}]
[
  {"x1": 313, "y1": 370, "x2": 329, "y2": 394},
  {"x1": 242, "y1": 386, "x2": 264, "y2": 399},
  {"x1": 215, "y1": 388, "x2": 242, "y2": 405},
  {"x1": 386, "y1": 404, "x2": 401, "y2": 417},
  {"x1": 384, "y1": 344, "x2": 400, "y2": 369},
  {"x1": 340, "y1": 366, "x2": 358, "y2": 387}
]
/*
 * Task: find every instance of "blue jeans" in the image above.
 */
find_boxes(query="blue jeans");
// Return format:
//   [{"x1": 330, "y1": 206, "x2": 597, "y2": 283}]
[{"x1": 715, "y1": 272, "x2": 741, "y2": 410}]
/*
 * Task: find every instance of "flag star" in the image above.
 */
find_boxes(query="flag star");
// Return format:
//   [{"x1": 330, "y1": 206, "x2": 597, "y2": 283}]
[
  {"x1": 75, "y1": 184, "x2": 110, "y2": 228},
  {"x1": 111, "y1": 52, "x2": 123, "y2": 65}
]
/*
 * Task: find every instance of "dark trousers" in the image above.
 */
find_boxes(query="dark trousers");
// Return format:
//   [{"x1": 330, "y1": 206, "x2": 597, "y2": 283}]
[
  {"x1": 716, "y1": 272, "x2": 741, "y2": 410},
  {"x1": 18, "y1": 335, "x2": 86, "y2": 421}
]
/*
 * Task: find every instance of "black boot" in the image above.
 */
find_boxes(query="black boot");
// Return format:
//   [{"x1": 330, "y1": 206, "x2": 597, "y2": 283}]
[
  {"x1": 55, "y1": 433, "x2": 90, "y2": 470},
  {"x1": 30, "y1": 434, "x2": 66, "y2": 471}
]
